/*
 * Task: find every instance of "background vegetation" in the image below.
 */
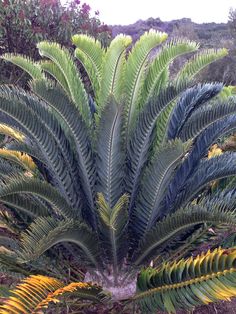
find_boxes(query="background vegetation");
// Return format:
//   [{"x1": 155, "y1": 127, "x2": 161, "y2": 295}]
[{"x1": 0, "y1": 0, "x2": 111, "y2": 86}]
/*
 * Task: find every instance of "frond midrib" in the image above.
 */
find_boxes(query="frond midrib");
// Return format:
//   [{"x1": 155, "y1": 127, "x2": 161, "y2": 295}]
[
  {"x1": 134, "y1": 267, "x2": 236, "y2": 300},
  {"x1": 107, "y1": 108, "x2": 120, "y2": 205},
  {"x1": 145, "y1": 152, "x2": 184, "y2": 232}
]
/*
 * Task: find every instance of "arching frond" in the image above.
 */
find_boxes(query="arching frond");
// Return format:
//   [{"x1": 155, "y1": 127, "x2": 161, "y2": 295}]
[
  {"x1": 6, "y1": 141, "x2": 45, "y2": 164},
  {"x1": 164, "y1": 115, "x2": 236, "y2": 214},
  {"x1": 174, "y1": 152, "x2": 236, "y2": 209},
  {"x1": 141, "y1": 39, "x2": 199, "y2": 107},
  {"x1": 97, "y1": 193, "x2": 129, "y2": 280},
  {"x1": 37, "y1": 41, "x2": 90, "y2": 125},
  {"x1": 1, "y1": 54, "x2": 44, "y2": 80},
  {"x1": 167, "y1": 83, "x2": 223, "y2": 140},
  {"x1": 1, "y1": 194, "x2": 50, "y2": 218},
  {"x1": 179, "y1": 97, "x2": 236, "y2": 141},
  {"x1": 39, "y1": 60, "x2": 70, "y2": 94},
  {"x1": 30, "y1": 80, "x2": 96, "y2": 222},
  {"x1": 18, "y1": 217, "x2": 100, "y2": 268},
  {"x1": 152, "y1": 100, "x2": 175, "y2": 152},
  {"x1": 72, "y1": 34, "x2": 105, "y2": 97},
  {"x1": 98, "y1": 34, "x2": 132, "y2": 109},
  {"x1": 0, "y1": 275, "x2": 107, "y2": 314},
  {"x1": 0, "y1": 149, "x2": 36, "y2": 173},
  {"x1": 175, "y1": 48, "x2": 228, "y2": 85},
  {"x1": 131, "y1": 140, "x2": 186, "y2": 242},
  {"x1": 96, "y1": 99, "x2": 124, "y2": 207},
  {"x1": 134, "y1": 201, "x2": 236, "y2": 265},
  {"x1": 0, "y1": 176, "x2": 75, "y2": 219},
  {"x1": 0, "y1": 86, "x2": 82, "y2": 209},
  {"x1": 127, "y1": 84, "x2": 186, "y2": 212},
  {"x1": 124, "y1": 30, "x2": 168, "y2": 135},
  {"x1": 0, "y1": 124, "x2": 25, "y2": 142},
  {"x1": 135, "y1": 248, "x2": 236, "y2": 314}
]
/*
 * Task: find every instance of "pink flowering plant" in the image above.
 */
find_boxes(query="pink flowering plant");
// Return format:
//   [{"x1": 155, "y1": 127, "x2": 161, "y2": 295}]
[{"x1": 0, "y1": 0, "x2": 111, "y2": 85}]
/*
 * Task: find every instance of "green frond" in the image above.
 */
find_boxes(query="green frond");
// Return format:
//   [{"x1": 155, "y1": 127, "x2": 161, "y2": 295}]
[
  {"x1": 0, "y1": 248, "x2": 31, "y2": 278},
  {"x1": 218, "y1": 85, "x2": 236, "y2": 100},
  {"x1": 135, "y1": 248, "x2": 236, "y2": 313},
  {"x1": 0, "y1": 158, "x2": 20, "y2": 178},
  {"x1": 18, "y1": 217, "x2": 100, "y2": 268},
  {"x1": 1, "y1": 54, "x2": 43, "y2": 80},
  {"x1": 141, "y1": 39, "x2": 199, "y2": 107},
  {"x1": 96, "y1": 99, "x2": 124, "y2": 207},
  {"x1": 30, "y1": 79, "x2": 97, "y2": 218},
  {"x1": 72, "y1": 34, "x2": 105, "y2": 98},
  {"x1": 1, "y1": 194, "x2": 51, "y2": 218},
  {"x1": 37, "y1": 41, "x2": 90, "y2": 125},
  {"x1": 6, "y1": 141, "x2": 45, "y2": 164},
  {"x1": 98, "y1": 34, "x2": 132, "y2": 109},
  {"x1": 0, "y1": 275, "x2": 107, "y2": 313},
  {"x1": 175, "y1": 48, "x2": 228, "y2": 85},
  {"x1": 179, "y1": 97, "x2": 236, "y2": 141},
  {"x1": 97, "y1": 193, "x2": 129, "y2": 278},
  {"x1": 0, "y1": 175, "x2": 75, "y2": 219},
  {"x1": 0, "y1": 149, "x2": 37, "y2": 173},
  {"x1": 39, "y1": 60, "x2": 70, "y2": 94},
  {"x1": 0, "y1": 86, "x2": 82, "y2": 209},
  {"x1": 153, "y1": 100, "x2": 176, "y2": 151},
  {"x1": 124, "y1": 29, "x2": 168, "y2": 135},
  {"x1": 134, "y1": 201, "x2": 236, "y2": 265},
  {"x1": 0, "y1": 124, "x2": 25, "y2": 142},
  {"x1": 131, "y1": 140, "x2": 187, "y2": 241},
  {"x1": 127, "y1": 84, "x2": 186, "y2": 212}
]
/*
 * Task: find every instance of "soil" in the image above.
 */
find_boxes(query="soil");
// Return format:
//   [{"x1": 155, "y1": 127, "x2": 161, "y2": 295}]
[{"x1": 164, "y1": 298, "x2": 236, "y2": 314}]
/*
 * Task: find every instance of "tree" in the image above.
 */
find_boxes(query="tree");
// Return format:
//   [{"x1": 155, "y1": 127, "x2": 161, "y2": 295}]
[
  {"x1": 229, "y1": 7, "x2": 236, "y2": 42},
  {"x1": 1, "y1": 31, "x2": 236, "y2": 313},
  {"x1": 0, "y1": 0, "x2": 111, "y2": 85}
]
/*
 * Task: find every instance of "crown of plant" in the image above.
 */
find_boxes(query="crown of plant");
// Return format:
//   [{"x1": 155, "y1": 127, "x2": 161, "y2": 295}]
[{"x1": 0, "y1": 30, "x2": 236, "y2": 313}]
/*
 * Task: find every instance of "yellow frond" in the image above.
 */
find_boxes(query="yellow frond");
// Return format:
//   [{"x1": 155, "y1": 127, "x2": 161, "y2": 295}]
[
  {"x1": 0, "y1": 275, "x2": 106, "y2": 314},
  {"x1": 0, "y1": 124, "x2": 24, "y2": 142},
  {"x1": 136, "y1": 248, "x2": 236, "y2": 313},
  {"x1": 208, "y1": 144, "x2": 222, "y2": 159},
  {"x1": 0, "y1": 149, "x2": 36, "y2": 173}
]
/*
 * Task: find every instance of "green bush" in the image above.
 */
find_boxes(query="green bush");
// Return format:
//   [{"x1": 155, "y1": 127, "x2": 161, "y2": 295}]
[
  {"x1": 1, "y1": 30, "x2": 236, "y2": 313},
  {"x1": 0, "y1": 0, "x2": 111, "y2": 85}
]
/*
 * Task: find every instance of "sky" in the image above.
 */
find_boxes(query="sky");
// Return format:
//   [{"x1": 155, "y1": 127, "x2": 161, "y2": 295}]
[{"x1": 64, "y1": 0, "x2": 236, "y2": 25}]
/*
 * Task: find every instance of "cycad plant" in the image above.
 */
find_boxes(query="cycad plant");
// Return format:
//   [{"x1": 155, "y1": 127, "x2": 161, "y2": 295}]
[{"x1": 1, "y1": 30, "x2": 236, "y2": 313}]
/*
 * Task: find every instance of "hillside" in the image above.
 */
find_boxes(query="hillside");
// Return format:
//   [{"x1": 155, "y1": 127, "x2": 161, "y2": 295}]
[
  {"x1": 112, "y1": 18, "x2": 236, "y2": 84},
  {"x1": 112, "y1": 17, "x2": 231, "y2": 46}
]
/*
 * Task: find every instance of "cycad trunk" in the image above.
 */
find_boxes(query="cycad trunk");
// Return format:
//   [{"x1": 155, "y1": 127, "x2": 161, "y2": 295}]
[{"x1": 84, "y1": 270, "x2": 137, "y2": 300}]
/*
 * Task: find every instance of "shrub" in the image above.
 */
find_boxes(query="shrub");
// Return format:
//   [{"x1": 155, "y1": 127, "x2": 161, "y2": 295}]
[
  {"x1": 1, "y1": 31, "x2": 236, "y2": 313},
  {"x1": 0, "y1": 0, "x2": 111, "y2": 85}
]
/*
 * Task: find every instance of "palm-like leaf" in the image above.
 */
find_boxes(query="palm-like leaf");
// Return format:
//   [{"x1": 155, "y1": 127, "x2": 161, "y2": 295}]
[
  {"x1": 18, "y1": 217, "x2": 100, "y2": 268},
  {"x1": 135, "y1": 248, "x2": 236, "y2": 313},
  {"x1": 72, "y1": 34, "x2": 105, "y2": 97},
  {"x1": 1, "y1": 54, "x2": 44, "y2": 80},
  {"x1": 98, "y1": 34, "x2": 132, "y2": 109},
  {"x1": 124, "y1": 30, "x2": 168, "y2": 135},
  {"x1": 175, "y1": 48, "x2": 228, "y2": 84},
  {"x1": 37, "y1": 42, "x2": 91, "y2": 126},
  {"x1": 0, "y1": 149, "x2": 36, "y2": 173},
  {"x1": 97, "y1": 193, "x2": 129, "y2": 282},
  {"x1": 0, "y1": 275, "x2": 107, "y2": 314},
  {"x1": 140, "y1": 39, "x2": 198, "y2": 107},
  {"x1": 134, "y1": 199, "x2": 236, "y2": 265},
  {"x1": 131, "y1": 140, "x2": 187, "y2": 242},
  {"x1": 96, "y1": 99, "x2": 124, "y2": 207},
  {"x1": 0, "y1": 124, "x2": 25, "y2": 142},
  {"x1": 0, "y1": 176, "x2": 74, "y2": 218}
]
